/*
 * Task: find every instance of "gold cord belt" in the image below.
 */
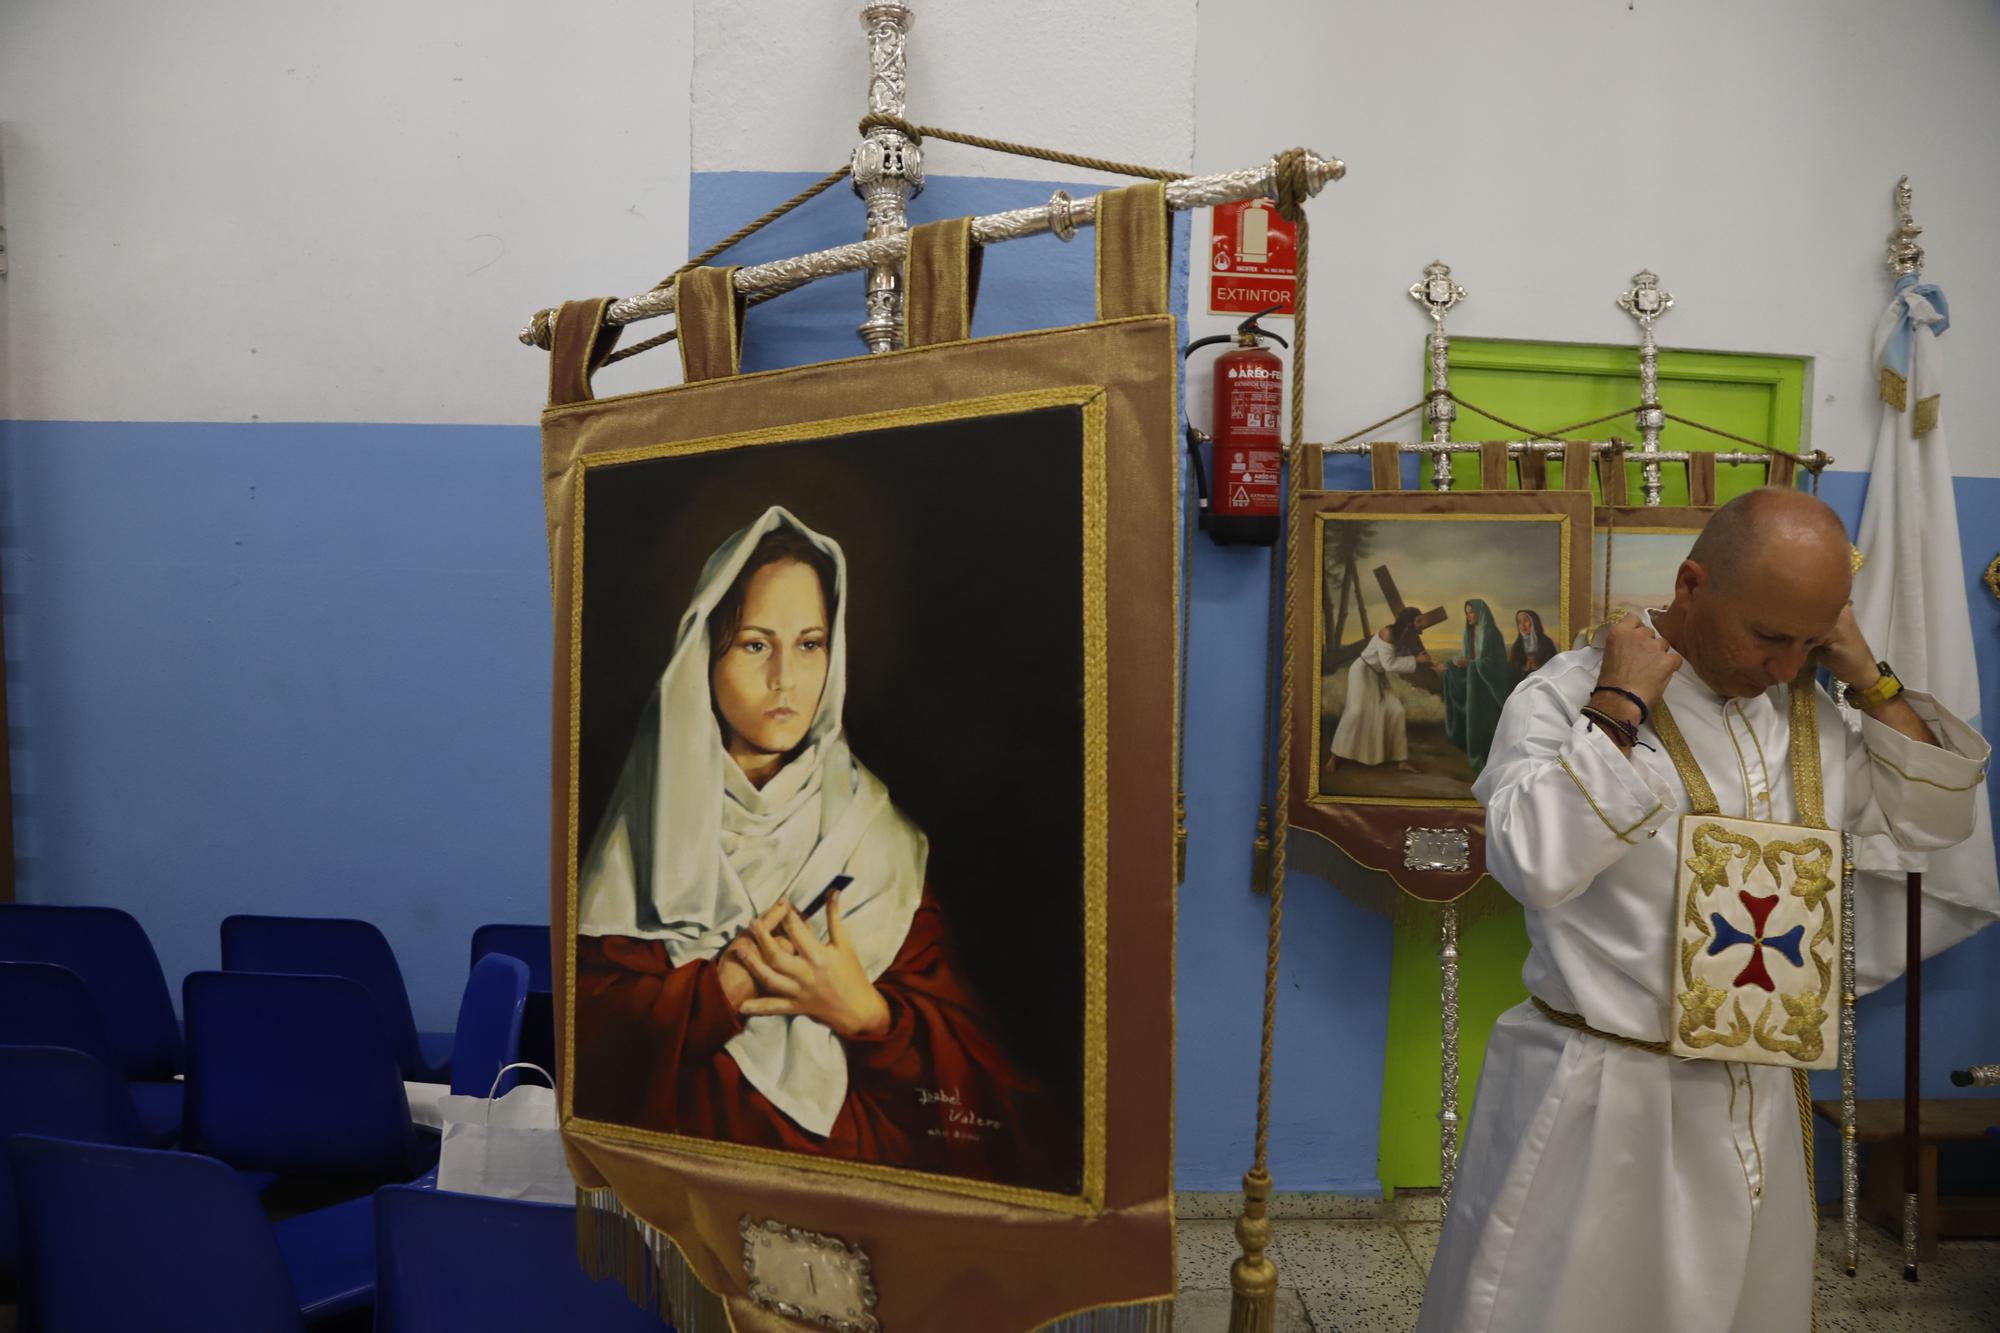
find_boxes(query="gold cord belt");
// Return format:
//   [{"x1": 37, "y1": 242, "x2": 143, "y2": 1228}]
[{"x1": 1531, "y1": 995, "x2": 1672, "y2": 1056}]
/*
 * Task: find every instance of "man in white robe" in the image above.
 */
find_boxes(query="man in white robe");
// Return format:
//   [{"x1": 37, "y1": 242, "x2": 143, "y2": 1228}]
[{"x1": 1417, "y1": 489, "x2": 1993, "y2": 1333}]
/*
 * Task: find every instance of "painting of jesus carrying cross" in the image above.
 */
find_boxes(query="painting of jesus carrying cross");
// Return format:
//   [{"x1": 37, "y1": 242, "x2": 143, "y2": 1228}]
[{"x1": 1306, "y1": 491, "x2": 1591, "y2": 807}]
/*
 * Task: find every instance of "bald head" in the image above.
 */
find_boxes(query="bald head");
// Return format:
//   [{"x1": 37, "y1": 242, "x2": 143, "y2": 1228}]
[
  {"x1": 1685, "y1": 487, "x2": 1851, "y2": 596},
  {"x1": 1658, "y1": 486, "x2": 1855, "y2": 697}
]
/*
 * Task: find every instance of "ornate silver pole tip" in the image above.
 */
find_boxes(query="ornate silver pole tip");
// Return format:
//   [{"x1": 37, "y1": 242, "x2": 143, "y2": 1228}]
[
  {"x1": 1888, "y1": 175, "x2": 1925, "y2": 276},
  {"x1": 1409, "y1": 261, "x2": 1467, "y2": 324},
  {"x1": 1617, "y1": 270, "x2": 1674, "y2": 324}
]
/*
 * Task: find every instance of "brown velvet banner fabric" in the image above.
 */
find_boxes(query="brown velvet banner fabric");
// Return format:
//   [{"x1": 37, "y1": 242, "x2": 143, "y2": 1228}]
[
  {"x1": 675, "y1": 266, "x2": 745, "y2": 383},
  {"x1": 1479, "y1": 440, "x2": 1511, "y2": 491},
  {"x1": 539, "y1": 211, "x2": 1178, "y2": 1332},
  {"x1": 1687, "y1": 451, "x2": 1718, "y2": 507},
  {"x1": 1370, "y1": 441, "x2": 1404, "y2": 491},
  {"x1": 903, "y1": 217, "x2": 983, "y2": 348},
  {"x1": 1765, "y1": 449, "x2": 1799, "y2": 489},
  {"x1": 1289, "y1": 488, "x2": 1592, "y2": 904}
]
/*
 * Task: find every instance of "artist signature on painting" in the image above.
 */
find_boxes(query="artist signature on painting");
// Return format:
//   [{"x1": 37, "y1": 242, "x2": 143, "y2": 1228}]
[{"x1": 918, "y1": 1087, "x2": 1001, "y2": 1143}]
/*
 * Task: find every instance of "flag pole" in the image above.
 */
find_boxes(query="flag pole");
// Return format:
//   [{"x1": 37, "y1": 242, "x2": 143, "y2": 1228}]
[{"x1": 1885, "y1": 175, "x2": 1929, "y2": 1283}]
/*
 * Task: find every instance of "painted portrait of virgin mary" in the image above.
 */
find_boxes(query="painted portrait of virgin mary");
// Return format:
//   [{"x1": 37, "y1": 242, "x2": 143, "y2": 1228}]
[{"x1": 571, "y1": 505, "x2": 1055, "y2": 1189}]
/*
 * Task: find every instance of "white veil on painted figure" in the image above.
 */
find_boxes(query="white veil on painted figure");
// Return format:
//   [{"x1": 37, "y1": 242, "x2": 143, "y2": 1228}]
[{"x1": 577, "y1": 505, "x2": 927, "y2": 1137}]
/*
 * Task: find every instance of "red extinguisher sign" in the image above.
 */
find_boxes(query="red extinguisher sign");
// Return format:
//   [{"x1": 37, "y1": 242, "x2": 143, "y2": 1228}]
[{"x1": 1208, "y1": 200, "x2": 1296, "y2": 317}]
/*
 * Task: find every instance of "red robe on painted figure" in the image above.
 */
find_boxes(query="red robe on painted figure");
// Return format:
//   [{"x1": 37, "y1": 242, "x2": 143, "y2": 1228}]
[{"x1": 573, "y1": 887, "x2": 1061, "y2": 1189}]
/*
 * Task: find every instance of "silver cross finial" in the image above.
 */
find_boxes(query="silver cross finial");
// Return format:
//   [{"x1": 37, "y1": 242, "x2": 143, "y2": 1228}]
[
  {"x1": 1409, "y1": 261, "x2": 1467, "y2": 326},
  {"x1": 1617, "y1": 270, "x2": 1674, "y2": 327}
]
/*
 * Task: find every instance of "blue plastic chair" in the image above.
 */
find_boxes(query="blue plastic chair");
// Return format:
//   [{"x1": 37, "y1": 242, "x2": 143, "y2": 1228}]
[
  {"x1": 470, "y1": 923, "x2": 552, "y2": 991},
  {"x1": 9, "y1": 1134, "x2": 374, "y2": 1331},
  {"x1": 374, "y1": 1185, "x2": 670, "y2": 1331},
  {"x1": 0, "y1": 1045, "x2": 163, "y2": 1276},
  {"x1": 471, "y1": 922, "x2": 557, "y2": 1075},
  {"x1": 450, "y1": 953, "x2": 529, "y2": 1098},
  {"x1": 221, "y1": 914, "x2": 452, "y2": 1083},
  {"x1": 184, "y1": 969, "x2": 432, "y2": 1182},
  {"x1": 0, "y1": 961, "x2": 182, "y2": 1143},
  {"x1": 0, "y1": 903, "x2": 183, "y2": 1079}
]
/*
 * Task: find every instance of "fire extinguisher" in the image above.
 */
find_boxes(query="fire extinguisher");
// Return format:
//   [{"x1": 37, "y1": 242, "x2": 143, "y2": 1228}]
[{"x1": 1184, "y1": 305, "x2": 1288, "y2": 546}]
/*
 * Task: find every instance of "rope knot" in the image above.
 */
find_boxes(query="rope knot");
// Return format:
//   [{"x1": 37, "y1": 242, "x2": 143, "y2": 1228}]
[
  {"x1": 1273, "y1": 147, "x2": 1312, "y2": 223},
  {"x1": 858, "y1": 111, "x2": 922, "y2": 142}
]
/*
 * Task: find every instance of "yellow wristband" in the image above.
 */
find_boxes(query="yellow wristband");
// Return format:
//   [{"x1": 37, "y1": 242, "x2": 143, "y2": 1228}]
[{"x1": 1845, "y1": 662, "x2": 1903, "y2": 710}]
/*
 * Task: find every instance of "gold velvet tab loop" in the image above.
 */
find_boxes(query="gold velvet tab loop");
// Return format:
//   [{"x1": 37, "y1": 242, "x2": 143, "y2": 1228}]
[
  {"x1": 1518, "y1": 446, "x2": 1549, "y2": 490},
  {"x1": 1595, "y1": 441, "x2": 1629, "y2": 505},
  {"x1": 1094, "y1": 182, "x2": 1170, "y2": 321},
  {"x1": 547, "y1": 298, "x2": 620, "y2": 408},
  {"x1": 1688, "y1": 450, "x2": 1718, "y2": 507},
  {"x1": 904, "y1": 217, "x2": 984, "y2": 348},
  {"x1": 1561, "y1": 441, "x2": 1594, "y2": 491},
  {"x1": 1479, "y1": 440, "x2": 1511, "y2": 490},
  {"x1": 675, "y1": 266, "x2": 746, "y2": 383},
  {"x1": 1765, "y1": 449, "x2": 1800, "y2": 490},
  {"x1": 1369, "y1": 441, "x2": 1403, "y2": 491}
]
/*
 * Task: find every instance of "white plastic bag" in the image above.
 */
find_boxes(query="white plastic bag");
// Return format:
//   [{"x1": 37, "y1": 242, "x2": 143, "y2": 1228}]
[{"x1": 435, "y1": 1062, "x2": 575, "y2": 1204}]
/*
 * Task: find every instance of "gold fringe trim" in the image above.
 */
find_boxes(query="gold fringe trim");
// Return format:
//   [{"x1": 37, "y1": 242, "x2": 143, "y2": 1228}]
[
  {"x1": 1878, "y1": 366, "x2": 1908, "y2": 411},
  {"x1": 1037, "y1": 1298, "x2": 1175, "y2": 1332},
  {"x1": 1913, "y1": 394, "x2": 1940, "y2": 437},
  {"x1": 577, "y1": 1186, "x2": 731, "y2": 1333}
]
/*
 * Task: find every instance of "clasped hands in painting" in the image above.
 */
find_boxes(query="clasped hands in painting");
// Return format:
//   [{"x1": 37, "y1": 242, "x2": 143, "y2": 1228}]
[{"x1": 716, "y1": 891, "x2": 892, "y2": 1040}]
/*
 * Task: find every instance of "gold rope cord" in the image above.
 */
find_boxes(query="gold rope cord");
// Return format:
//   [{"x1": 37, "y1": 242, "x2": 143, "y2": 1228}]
[
  {"x1": 1228, "y1": 147, "x2": 1313, "y2": 1333},
  {"x1": 857, "y1": 113, "x2": 1188, "y2": 183},
  {"x1": 1531, "y1": 995, "x2": 1671, "y2": 1056}
]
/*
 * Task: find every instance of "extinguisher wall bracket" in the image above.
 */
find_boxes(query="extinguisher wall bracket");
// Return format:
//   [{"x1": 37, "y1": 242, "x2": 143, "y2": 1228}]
[{"x1": 1184, "y1": 423, "x2": 1213, "y2": 531}]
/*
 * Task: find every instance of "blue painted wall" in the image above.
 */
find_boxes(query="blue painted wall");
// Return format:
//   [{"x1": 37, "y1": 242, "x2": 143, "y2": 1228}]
[
  {"x1": 0, "y1": 420, "x2": 552, "y2": 1028},
  {"x1": 3, "y1": 174, "x2": 1994, "y2": 1199}
]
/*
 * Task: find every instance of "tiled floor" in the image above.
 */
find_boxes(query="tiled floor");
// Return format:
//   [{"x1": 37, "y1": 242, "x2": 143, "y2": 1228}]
[
  {"x1": 1175, "y1": 1195, "x2": 2000, "y2": 1332},
  {"x1": 4, "y1": 1200, "x2": 1992, "y2": 1330}
]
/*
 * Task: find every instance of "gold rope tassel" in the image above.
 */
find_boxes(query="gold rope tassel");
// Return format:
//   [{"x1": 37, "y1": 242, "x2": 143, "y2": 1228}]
[
  {"x1": 1230, "y1": 150, "x2": 1312, "y2": 1333},
  {"x1": 576, "y1": 1186, "x2": 731, "y2": 1333}
]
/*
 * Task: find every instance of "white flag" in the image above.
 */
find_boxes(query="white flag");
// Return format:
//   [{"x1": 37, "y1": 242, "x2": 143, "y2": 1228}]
[{"x1": 1849, "y1": 272, "x2": 1999, "y2": 979}]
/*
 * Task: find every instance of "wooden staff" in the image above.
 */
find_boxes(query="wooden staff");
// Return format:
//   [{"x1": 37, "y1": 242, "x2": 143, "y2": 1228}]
[{"x1": 1904, "y1": 869, "x2": 1921, "y2": 1281}]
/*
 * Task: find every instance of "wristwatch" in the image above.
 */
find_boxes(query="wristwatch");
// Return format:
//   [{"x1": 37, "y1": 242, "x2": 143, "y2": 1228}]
[{"x1": 1843, "y1": 661, "x2": 1904, "y2": 710}]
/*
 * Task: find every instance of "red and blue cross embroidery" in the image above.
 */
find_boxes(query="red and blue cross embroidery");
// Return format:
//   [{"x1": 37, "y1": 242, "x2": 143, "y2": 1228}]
[{"x1": 1706, "y1": 891, "x2": 1805, "y2": 992}]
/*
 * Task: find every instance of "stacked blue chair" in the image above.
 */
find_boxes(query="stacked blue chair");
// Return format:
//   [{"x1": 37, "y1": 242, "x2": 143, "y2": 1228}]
[
  {"x1": 0, "y1": 960, "x2": 182, "y2": 1143},
  {"x1": 184, "y1": 969, "x2": 435, "y2": 1185},
  {"x1": 10, "y1": 1134, "x2": 373, "y2": 1330},
  {"x1": 0, "y1": 904, "x2": 184, "y2": 1126},
  {"x1": 221, "y1": 914, "x2": 452, "y2": 1083},
  {"x1": 0, "y1": 1046, "x2": 164, "y2": 1285},
  {"x1": 471, "y1": 921, "x2": 555, "y2": 1074},
  {"x1": 374, "y1": 1185, "x2": 671, "y2": 1331},
  {"x1": 450, "y1": 952, "x2": 530, "y2": 1098}
]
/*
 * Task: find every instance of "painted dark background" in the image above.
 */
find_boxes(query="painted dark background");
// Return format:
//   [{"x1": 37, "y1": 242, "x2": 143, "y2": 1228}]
[{"x1": 577, "y1": 403, "x2": 1088, "y2": 1189}]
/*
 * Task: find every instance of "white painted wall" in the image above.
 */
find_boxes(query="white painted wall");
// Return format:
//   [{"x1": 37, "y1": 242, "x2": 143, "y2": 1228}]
[
  {"x1": 691, "y1": 0, "x2": 1198, "y2": 181},
  {"x1": 0, "y1": 0, "x2": 693, "y2": 426},
  {"x1": 1189, "y1": 0, "x2": 2000, "y2": 479}
]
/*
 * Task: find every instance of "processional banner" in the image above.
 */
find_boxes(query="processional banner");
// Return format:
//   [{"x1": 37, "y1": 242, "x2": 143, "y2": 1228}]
[
  {"x1": 1288, "y1": 488, "x2": 1592, "y2": 903},
  {"x1": 540, "y1": 187, "x2": 1179, "y2": 1331}
]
